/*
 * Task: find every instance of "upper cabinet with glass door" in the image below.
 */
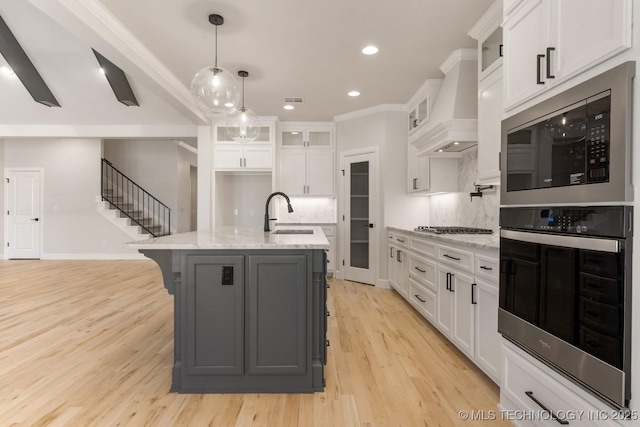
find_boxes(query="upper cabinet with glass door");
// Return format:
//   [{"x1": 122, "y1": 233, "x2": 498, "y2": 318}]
[
  {"x1": 407, "y1": 79, "x2": 442, "y2": 135},
  {"x1": 213, "y1": 116, "x2": 278, "y2": 144},
  {"x1": 279, "y1": 122, "x2": 335, "y2": 148}
]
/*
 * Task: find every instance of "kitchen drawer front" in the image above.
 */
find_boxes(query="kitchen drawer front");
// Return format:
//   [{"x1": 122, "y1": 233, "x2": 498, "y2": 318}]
[
  {"x1": 502, "y1": 344, "x2": 620, "y2": 427},
  {"x1": 408, "y1": 254, "x2": 436, "y2": 291},
  {"x1": 409, "y1": 235, "x2": 436, "y2": 258},
  {"x1": 475, "y1": 254, "x2": 499, "y2": 282},
  {"x1": 408, "y1": 276, "x2": 436, "y2": 323},
  {"x1": 388, "y1": 231, "x2": 409, "y2": 249},
  {"x1": 437, "y1": 244, "x2": 474, "y2": 272}
]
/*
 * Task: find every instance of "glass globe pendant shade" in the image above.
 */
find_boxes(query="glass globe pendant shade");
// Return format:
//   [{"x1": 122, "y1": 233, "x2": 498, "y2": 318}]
[
  {"x1": 190, "y1": 66, "x2": 239, "y2": 117},
  {"x1": 226, "y1": 107, "x2": 261, "y2": 142}
]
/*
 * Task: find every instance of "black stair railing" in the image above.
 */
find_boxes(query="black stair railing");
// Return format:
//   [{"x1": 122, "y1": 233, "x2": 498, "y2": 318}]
[{"x1": 101, "y1": 158, "x2": 171, "y2": 237}]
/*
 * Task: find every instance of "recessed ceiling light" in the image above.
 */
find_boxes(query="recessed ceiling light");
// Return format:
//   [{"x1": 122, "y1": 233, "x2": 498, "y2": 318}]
[
  {"x1": 362, "y1": 45, "x2": 379, "y2": 55},
  {"x1": 283, "y1": 105, "x2": 295, "y2": 110},
  {"x1": 98, "y1": 67, "x2": 106, "y2": 75},
  {"x1": 1, "y1": 65, "x2": 15, "y2": 76},
  {"x1": 453, "y1": 141, "x2": 460, "y2": 145},
  {"x1": 348, "y1": 91, "x2": 360, "y2": 97},
  {"x1": 290, "y1": 131, "x2": 299, "y2": 135}
]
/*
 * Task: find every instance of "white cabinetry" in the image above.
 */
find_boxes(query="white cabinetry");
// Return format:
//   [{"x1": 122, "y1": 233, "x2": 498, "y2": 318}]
[
  {"x1": 278, "y1": 150, "x2": 334, "y2": 196},
  {"x1": 387, "y1": 229, "x2": 501, "y2": 384},
  {"x1": 407, "y1": 79, "x2": 442, "y2": 135},
  {"x1": 214, "y1": 146, "x2": 273, "y2": 171},
  {"x1": 469, "y1": 0, "x2": 503, "y2": 185},
  {"x1": 503, "y1": 0, "x2": 632, "y2": 110},
  {"x1": 502, "y1": 342, "x2": 623, "y2": 427},
  {"x1": 407, "y1": 152, "x2": 459, "y2": 194},
  {"x1": 321, "y1": 225, "x2": 337, "y2": 276},
  {"x1": 278, "y1": 122, "x2": 335, "y2": 196},
  {"x1": 213, "y1": 117, "x2": 276, "y2": 172}
]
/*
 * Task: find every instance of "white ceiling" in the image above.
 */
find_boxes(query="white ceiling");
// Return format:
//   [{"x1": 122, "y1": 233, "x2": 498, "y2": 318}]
[{"x1": 0, "y1": 0, "x2": 494, "y2": 125}]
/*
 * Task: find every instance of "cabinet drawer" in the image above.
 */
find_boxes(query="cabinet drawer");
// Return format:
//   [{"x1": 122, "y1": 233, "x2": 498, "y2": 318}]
[
  {"x1": 437, "y1": 244, "x2": 473, "y2": 272},
  {"x1": 389, "y1": 231, "x2": 409, "y2": 248},
  {"x1": 408, "y1": 276, "x2": 436, "y2": 323},
  {"x1": 502, "y1": 345, "x2": 620, "y2": 427},
  {"x1": 475, "y1": 254, "x2": 499, "y2": 282},
  {"x1": 408, "y1": 254, "x2": 436, "y2": 291},
  {"x1": 409, "y1": 235, "x2": 436, "y2": 258}
]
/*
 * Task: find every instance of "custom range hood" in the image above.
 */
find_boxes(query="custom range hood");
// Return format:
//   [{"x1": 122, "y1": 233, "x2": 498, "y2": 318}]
[{"x1": 411, "y1": 48, "x2": 478, "y2": 156}]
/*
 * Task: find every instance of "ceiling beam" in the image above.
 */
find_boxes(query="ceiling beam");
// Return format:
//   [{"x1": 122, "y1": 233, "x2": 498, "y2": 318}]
[
  {"x1": 26, "y1": 0, "x2": 208, "y2": 124},
  {"x1": 0, "y1": 14, "x2": 60, "y2": 107},
  {"x1": 92, "y1": 49, "x2": 139, "y2": 107}
]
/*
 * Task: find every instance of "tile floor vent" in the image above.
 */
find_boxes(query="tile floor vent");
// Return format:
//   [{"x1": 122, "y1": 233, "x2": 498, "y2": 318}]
[{"x1": 284, "y1": 97, "x2": 304, "y2": 103}]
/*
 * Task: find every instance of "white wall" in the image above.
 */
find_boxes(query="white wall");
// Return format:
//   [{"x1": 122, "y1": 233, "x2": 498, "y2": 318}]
[
  {"x1": 103, "y1": 139, "x2": 197, "y2": 233},
  {"x1": 4, "y1": 138, "x2": 138, "y2": 258},
  {"x1": 336, "y1": 109, "x2": 431, "y2": 286}
]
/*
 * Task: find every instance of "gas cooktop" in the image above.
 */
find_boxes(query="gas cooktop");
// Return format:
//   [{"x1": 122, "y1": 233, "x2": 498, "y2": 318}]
[{"x1": 413, "y1": 226, "x2": 493, "y2": 235}]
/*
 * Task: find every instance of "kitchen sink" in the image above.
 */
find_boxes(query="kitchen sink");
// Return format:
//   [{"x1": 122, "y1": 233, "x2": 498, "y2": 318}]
[{"x1": 272, "y1": 229, "x2": 313, "y2": 234}]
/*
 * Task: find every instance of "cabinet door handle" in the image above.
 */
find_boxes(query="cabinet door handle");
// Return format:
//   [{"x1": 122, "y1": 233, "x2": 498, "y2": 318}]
[
  {"x1": 390, "y1": 247, "x2": 394, "y2": 258},
  {"x1": 471, "y1": 283, "x2": 477, "y2": 305},
  {"x1": 445, "y1": 272, "x2": 451, "y2": 291},
  {"x1": 449, "y1": 273, "x2": 455, "y2": 292},
  {"x1": 546, "y1": 47, "x2": 555, "y2": 79},
  {"x1": 240, "y1": 158, "x2": 243, "y2": 167},
  {"x1": 525, "y1": 391, "x2": 569, "y2": 425},
  {"x1": 443, "y1": 254, "x2": 461, "y2": 261},
  {"x1": 413, "y1": 178, "x2": 418, "y2": 190},
  {"x1": 397, "y1": 250, "x2": 402, "y2": 262},
  {"x1": 414, "y1": 294, "x2": 426, "y2": 303},
  {"x1": 479, "y1": 265, "x2": 493, "y2": 271},
  {"x1": 499, "y1": 44, "x2": 503, "y2": 57},
  {"x1": 536, "y1": 54, "x2": 545, "y2": 85},
  {"x1": 414, "y1": 266, "x2": 426, "y2": 273},
  {"x1": 396, "y1": 238, "x2": 405, "y2": 243}
]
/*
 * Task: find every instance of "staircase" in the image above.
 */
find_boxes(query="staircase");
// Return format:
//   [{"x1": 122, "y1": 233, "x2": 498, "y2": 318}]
[{"x1": 98, "y1": 158, "x2": 171, "y2": 239}]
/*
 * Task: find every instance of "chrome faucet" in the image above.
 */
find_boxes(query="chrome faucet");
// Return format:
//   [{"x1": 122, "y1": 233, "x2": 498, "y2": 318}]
[{"x1": 264, "y1": 192, "x2": 294, "y2": 232}]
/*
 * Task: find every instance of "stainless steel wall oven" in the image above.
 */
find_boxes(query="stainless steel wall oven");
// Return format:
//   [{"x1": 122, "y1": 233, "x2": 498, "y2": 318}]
[
  {"x1": 501, "y1": 62, "x2": 635, "y2": 205},
  {"x1": 499, "y1": 206, "x2": 633, "y2": 409}
]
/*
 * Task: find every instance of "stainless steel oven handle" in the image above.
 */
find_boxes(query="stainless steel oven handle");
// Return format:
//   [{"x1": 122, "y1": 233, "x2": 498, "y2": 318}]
[{"x1": 500, "y1": 229, "x2": 620, "y2": 253}]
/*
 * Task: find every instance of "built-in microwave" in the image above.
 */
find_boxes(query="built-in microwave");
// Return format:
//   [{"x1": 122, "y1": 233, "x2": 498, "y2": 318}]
[{"x1": 501, "y1": 62, "x2": 635, "y2": 205}]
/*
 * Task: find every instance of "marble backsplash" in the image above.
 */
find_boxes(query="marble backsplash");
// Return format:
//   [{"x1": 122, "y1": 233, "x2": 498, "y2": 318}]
[
  {"x1": 274, "y1": 197, "x2": 337, "y2": 223},
  {"x1": 430, "y1": 149, "x2": 500, "y2": 232}
]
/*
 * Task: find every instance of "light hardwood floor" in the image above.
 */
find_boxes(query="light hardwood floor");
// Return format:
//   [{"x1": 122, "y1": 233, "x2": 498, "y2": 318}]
[{"x1": 0, "y1": 260, "x2": 511, "y2": 426}]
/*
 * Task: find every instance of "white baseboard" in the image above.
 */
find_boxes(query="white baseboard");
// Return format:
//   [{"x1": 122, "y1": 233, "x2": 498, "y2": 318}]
[{"x1": 376, "y1": 279, "x2": 391, "y2": 289}]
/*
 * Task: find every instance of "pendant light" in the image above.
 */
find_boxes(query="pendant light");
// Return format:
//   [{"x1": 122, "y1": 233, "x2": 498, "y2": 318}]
[
  {"x1": 226, "y1": 70, "x2": 261, "y2": 142},
  {"x1": 190, "y1": 14, "x2": 240, "y2": 117}
]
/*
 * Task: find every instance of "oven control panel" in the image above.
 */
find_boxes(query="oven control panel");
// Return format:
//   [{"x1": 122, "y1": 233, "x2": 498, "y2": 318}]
[{"x1": 500, "y1": 206, "x2": 631, "y2": 238}]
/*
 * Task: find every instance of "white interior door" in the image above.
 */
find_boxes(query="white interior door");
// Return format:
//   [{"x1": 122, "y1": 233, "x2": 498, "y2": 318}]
[
  {"x1": 7, "y1": 170, "x2": 42, "y2": 259},
  {"x1": 343, "y1": 152, "x2": 377, "y2": 285}
]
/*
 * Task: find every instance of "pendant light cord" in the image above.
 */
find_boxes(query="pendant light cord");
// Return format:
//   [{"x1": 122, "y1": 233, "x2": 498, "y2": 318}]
[
  {"x1": 214, "y1": 24, "x2": 218, "y2": 68},
  {"x1": 241, "y1": 76, "x2": 245, "y2": 109}
]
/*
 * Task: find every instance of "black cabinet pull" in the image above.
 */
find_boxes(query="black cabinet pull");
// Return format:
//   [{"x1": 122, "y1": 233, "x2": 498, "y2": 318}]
[
  {"x1": 537, "y1": 54, "x2": 545, "y2": 84},
  {"x1": 525, "y1": 391, "x2": 569, "y2": 425},
  {"x1": 390, "y1": 247, "x2": 394, "y2": 258},
  {"x1": 414, "y1": 266, "x2": 426, "y2": 273},
  {"x1": 450, "y1": 273, "x2": 455, "y2": 292},
  {"x1": 471, "y1": 283, "x2": 477, "y2": 305},
  {"x1": 443, "y1": 254, "x2": 461, "y2": 261},
  {"x1": 396, "y1": 238, "x2": 405, "y2": 243},
  {"x1": 414, "y1": 294, "x2": 426, "y2": 303},
  {"x1": 499, "y1": 44, "x2": 503, "y2": 57},
  {"x1": 445, "y1": 272, "x2": 451, "y2": 291},
  {"x1": 396, "y1": 250, "x2": 402, "y2": 263},
  {"x1": 479, "y1": 265, "x2": 493, "y2": 271},
  {"x1": 413, "y1": 178, "x2": 418, "y2": 190},
  {"x1": 546, "y1": 47, "x2": 555, "y2": 79}
]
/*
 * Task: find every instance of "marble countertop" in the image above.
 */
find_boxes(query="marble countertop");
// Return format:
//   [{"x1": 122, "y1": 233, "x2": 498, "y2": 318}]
[
  {"x1": 388, "y1": 226, "x2": 499, "y2": 250},
  {"x1": 127, "y1": 225, "x2": 330, "y2": 250},
  {"x1": 275, "y1": 221, "x2": 337, "y2": 226}
]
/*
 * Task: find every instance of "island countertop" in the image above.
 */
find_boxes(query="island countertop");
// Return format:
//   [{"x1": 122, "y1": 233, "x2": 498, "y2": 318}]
[{"x1": 127, "y1": 225, "x2": 330, "y2": 250}]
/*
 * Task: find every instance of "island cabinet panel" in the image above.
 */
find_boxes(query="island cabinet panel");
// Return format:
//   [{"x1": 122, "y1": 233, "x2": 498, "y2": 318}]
[
  {"x1": 184, "y1": 255, "x2": 244, "y2": 376},
  {"x1": 247, "y1": 255, "x2": 308, "y2": 375}
]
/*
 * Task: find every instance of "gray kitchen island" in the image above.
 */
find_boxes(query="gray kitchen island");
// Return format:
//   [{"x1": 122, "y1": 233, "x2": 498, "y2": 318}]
[{"x1": 128, "y1": 226, "x2": 329, "y2": 393}]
